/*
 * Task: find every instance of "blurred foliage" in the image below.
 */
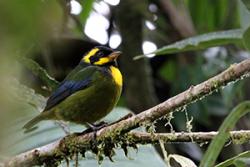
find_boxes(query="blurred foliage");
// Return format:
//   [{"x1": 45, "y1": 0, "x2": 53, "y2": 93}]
[
  {"x1": 201, "y1": 101, "x2": 250, "y2": 167},
  {"x1": 187, "y1": 0, "x2": 239, "y2": 31},
  {"x1": 239, "y1": 0, "x2": 250, "y2": 29},
  {"x1": 215, "y1": 151, "x2": 250, "y2": 167},
  {"x1": 78, "y1": 0, "x2": 95, "y2": 27},
  {"x1": 242, "y1": 0, "x2": 250, "y2": 11},
  {"x1": 0, "y1": 0, "x2": 62, "y2": 53},
  {"x1": 1, "y1": 0, "x2": 250, "y2": 166}
]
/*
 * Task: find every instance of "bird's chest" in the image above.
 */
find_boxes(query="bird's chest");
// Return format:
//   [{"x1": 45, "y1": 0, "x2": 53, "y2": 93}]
[
  {"x1": 93, "y1": 67, "x2": 122, "y2": 104},
  {"x1": 61, "y1": 68, "x2": 122, "y2": 123},
  {"x1": 93, "y1": 66, "x2": 122, "y2": 98}
]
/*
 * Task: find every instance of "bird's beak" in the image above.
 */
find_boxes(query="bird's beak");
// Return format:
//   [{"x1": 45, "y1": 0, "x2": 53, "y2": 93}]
[{"x1": 109, "y1": 51, "x2": 122, "y2": 60}]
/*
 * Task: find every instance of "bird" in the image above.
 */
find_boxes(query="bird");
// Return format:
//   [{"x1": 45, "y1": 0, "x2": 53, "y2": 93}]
[{"x1": 23, "y1": 46, "x2": 123, "y2": 131}]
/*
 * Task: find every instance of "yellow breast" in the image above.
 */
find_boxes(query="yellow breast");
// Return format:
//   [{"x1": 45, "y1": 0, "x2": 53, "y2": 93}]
[{"x1": 109, "y1": 66, "x2": 123, "y2": 87}]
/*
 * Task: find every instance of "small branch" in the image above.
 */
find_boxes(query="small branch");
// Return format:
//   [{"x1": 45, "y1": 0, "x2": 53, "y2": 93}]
[
  {"x1": 5, "y1": 59, "x2": 250, "y2": 166},
  {"x1": 159, "y1": 0, "x2": 196, "y2": 37},
  {"x1": 129, "y1": 130, "x2": 250, "y2": 144}
]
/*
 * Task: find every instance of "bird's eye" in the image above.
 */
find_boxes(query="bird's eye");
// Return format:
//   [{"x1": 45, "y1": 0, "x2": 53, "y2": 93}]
[
  {"x1": 97, "y1": 52, "x2": 104, "y2": 57},
  {"x1": 89, "y1": 55, "x2": 99, "y2": 64}
]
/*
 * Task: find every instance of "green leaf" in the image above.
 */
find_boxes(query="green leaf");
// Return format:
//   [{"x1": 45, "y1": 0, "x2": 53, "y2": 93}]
[
  {"x1": 215, "y1": 151, "x2": 250, "y2": 167},
  {"x1": 154, "y1": 29, "x2": 243, "y2": 55},
  {"x1": 199, "y1": 101, "x2": 250, "y2": 167},
  {"x1": 241, "y1": 0, "x2": 250, "y2": 11},
  {"x1": 17, "y1": 56, "x2": 59, "y2": 90},
  {"x1": 78, "y1": 0, "x2": 95, "y2": 27},
  {"x1": 234, "y1": 158, "x2": 250, "y2": 167},
  {"x1": 240, "y1": 0, "x2": 250, "y2": 51},
  {"x1": 243, "y1": 26, "x2": 250, "y2": 50},
  {"x1": 187, "y1": 0, "x2": 229, "y2": 32},
  {"x1": 134, "y1": 29, "x2": 243, "y2": 59},
  {"x1": 0, "y1": 1, "x2": 62, "y2": 51},
  {"x1": 238, "y1": 0, "x2": 250, "y2": 29}
]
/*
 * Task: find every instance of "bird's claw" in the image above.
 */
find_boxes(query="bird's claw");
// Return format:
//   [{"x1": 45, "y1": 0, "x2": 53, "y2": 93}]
[
  {"x1": 73, "y1": 121, "x2": 108, "y2": 137},
  {"x1": 88, "y1": 121, "x2": 108, "y2": 131},
  {"x1": 87, "y1": 122, "x2": 108, "y2": 140}
]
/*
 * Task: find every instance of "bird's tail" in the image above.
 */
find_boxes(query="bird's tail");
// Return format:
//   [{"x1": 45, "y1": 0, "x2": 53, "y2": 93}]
[{"x1": 23, "y1": 114, "x2": 45, "y2": 131}]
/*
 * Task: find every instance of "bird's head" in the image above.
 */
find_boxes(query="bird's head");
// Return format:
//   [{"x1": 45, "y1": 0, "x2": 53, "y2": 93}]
[{"x1": 82, "y1": 46, "x2": 121, "y2": 66}]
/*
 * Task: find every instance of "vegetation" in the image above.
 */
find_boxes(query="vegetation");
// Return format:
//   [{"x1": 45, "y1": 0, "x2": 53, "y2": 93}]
[{"x1": 1, "y1": 0, "x2": 250, "y2": 166}]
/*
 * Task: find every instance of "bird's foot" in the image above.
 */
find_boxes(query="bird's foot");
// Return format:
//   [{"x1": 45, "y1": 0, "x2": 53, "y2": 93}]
[
  {"x1": 73, "y1": 121, "x2": 108, "y2": 136},
  {"x1": 74, "y1": 122, "x2": 108, "y2": 153},
  {"x1": 87, "y1": 122, "x2": 108, "y2": 139},
  {"x1": 88, "y1": 122, "x2": 109, "y2": 153},
  {"x1": 88, "y1": 121, "x2": 108, "y2": 131}
]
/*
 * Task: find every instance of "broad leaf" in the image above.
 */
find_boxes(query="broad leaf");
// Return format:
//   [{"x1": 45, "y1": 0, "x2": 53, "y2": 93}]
[
  {"x1": 134, "y1": 29, "x2": 243, "y2": 59},
  {"x1": 154, "y1": 29, "x2": 243, "y2": 55}
]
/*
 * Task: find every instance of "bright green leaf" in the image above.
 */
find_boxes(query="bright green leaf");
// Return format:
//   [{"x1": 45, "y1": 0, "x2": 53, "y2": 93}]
[{"x1": 79, "y1": 0, "x2": 95, "y2": 27}]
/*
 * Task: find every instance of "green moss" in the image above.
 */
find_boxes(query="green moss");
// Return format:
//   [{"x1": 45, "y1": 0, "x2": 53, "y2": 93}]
[
  {"x1": 211, "y1": 80, "x2": 219, "y2": 88},
  {"x1": 231, "y1": 133, "x2": 250, "y2": 144},
  {"x1": 36, "y1": 128, "x2": 144, "y2": 166}
]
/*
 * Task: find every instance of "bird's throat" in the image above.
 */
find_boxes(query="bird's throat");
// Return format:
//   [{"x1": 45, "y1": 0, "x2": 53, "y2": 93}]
[{"x1": 109, "y1": 66, "x2": 123, "y2": 86}]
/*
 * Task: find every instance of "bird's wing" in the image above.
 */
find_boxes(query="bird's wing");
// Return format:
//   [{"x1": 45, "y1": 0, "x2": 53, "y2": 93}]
[{"x1": 44, "y1": 66, "x2": 98, "y2": 111}]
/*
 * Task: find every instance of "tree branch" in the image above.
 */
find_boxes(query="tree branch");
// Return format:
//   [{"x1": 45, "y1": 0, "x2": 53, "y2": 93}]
[
  {"x1": 5, "y1": 130, "x2": 250, "y2": 167},
  {"x1": 128, "y1": 130, "x2": 250, "y2": 144},
  {"x1": 5, "y1": 58, "x2": 250, "y2": 166},
  {"x1": 159, "y1": 0, "x2": 196, "y2": 37}
]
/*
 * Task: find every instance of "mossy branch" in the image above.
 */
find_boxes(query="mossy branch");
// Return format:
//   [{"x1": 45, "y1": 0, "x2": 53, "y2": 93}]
[
  {"x1": 5, "y1": 58, "x2": 250, "y2": 166},
  {"x1": 128, "y1": 130, "x2": 250, "y2": 144},
  {"x1": 4, "y1": 130, "x2": 250, "y2": 167}
]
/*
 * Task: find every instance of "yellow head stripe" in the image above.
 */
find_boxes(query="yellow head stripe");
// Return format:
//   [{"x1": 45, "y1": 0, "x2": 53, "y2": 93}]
[
  {"x1": 93, "y1": 57, "x2": 110, "y2": 65},
  {"x1": 82, "y1": 48, "x2": 99, "y2": 63},
  {"x1": 110, "y1": 66, "x2": 123, "y2": 86}
]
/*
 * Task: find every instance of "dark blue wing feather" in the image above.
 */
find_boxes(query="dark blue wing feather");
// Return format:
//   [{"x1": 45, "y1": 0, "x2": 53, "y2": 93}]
[{"x1": 44, "y1": 78, "x2": 92, "y2": 111}]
